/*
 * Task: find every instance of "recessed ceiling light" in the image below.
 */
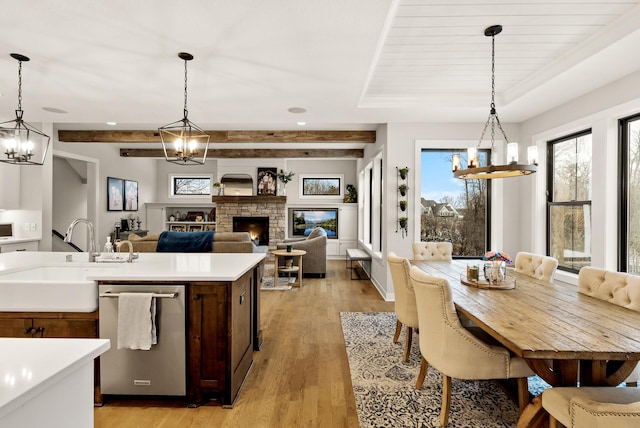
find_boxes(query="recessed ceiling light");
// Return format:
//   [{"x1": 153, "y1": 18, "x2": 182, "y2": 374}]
[
  {"x1": 288, "y1": 107, "x2": 306, "y2": 114},
  {"x1": 106, "y1": 122, "x2": 117, "y2": 126},
  {"x1": 297, "y1": 121, "x2": 306, "y2": 126},
  {"x1": 42, "y1": 107, "x2": 68, "y2": 114}
]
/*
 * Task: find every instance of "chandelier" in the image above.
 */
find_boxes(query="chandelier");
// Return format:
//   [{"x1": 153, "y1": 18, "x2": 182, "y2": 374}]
[
  {"x1": 159, "y1": 52, "x2": 210, "y2": 165},
  {"x1": 452, "y1": 25, "x2": 538, "y2": 179},
  {"x1": 0, "y1": 53, "x2": 50, "y2": 166}
]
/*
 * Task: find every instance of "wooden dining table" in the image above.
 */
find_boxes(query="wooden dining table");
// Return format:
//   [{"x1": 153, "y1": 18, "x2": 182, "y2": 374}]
[{"x1": 412, "y1": 259, "x2": 640, "y2": 428}]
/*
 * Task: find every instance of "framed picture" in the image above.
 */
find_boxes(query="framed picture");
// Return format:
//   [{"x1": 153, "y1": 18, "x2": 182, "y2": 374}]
[
  {"x1": 204, "y1": 224, "x2": 216, "y2": 231},
  {"x1": 170, "y1": 224, "x2": 186, "y2": 232},
  {"x1": 300, "y1": 174, "x2": 344, "y2": 199},
  {"x1": 124, "y1": 179, "x2": 138, "y2": 211},
  {"x1": 187, "y1": 211, "x2": 205, "y2": 222},
  {"x1": 107, "y1": 177, "x2": 124, "y2": 211},
  {"x1": 257, "y1": 167, "x2": 277, "y2": 196},
  {"x1": 188, "y1": 224, "x2": 204, "y2": 232}
]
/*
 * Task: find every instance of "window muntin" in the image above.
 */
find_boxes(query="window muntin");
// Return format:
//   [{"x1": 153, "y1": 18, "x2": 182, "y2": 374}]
[
  {"x1": 547, "y1": 130, "x2": 592, "y2": 273},
  {"x1": 420, "y1": 149, "x2": 491, "y2": 257}
]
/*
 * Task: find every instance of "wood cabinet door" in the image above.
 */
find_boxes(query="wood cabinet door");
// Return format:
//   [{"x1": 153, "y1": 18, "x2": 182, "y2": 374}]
[
  {"x1": 188, "y1": 283, "x2": 229, "y2": 403},
  {"x1": 230, "y1": 271, "x2": 253, "y2": 401},
  {"x1": 0, "y1": 318, "x2": 33, "y2": 337},
  {"x1": 36, "y1": 319, "x2": 98, "y2": 338}
]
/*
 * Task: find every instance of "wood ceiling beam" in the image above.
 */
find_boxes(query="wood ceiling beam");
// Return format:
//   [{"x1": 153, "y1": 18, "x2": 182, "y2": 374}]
[
  {"x1": 120, "y1": 148, "x2": 364, "y2": 158},
  {"x1": 58, "y1": 130, "x2": 376, "y2": 143}
]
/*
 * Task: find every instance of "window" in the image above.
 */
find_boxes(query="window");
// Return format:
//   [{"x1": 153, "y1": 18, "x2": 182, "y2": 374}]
[
  {"x1": 361, "y1": 153, "x2": 382, "y2": 253},
  {"x1": 299, "y1": 174, "x2": 344, "y2": 199},
  {"x1": 168, "y1": 174, "x2": 212, "y2": 198},
  {"x1": 547, "y1": 130, "x2": 592, "y2": 273},
  {"x1": 420, "y1": 149, "x2": 491, "y2": 257},
  {"x1": 620, "y1": 113, "x2": 640, "y2": 274}
]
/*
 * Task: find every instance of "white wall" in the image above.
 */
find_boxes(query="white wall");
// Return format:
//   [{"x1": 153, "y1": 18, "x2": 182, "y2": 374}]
[{"x1": 52, "y1": 156, "x2": 88, "y2": 250}]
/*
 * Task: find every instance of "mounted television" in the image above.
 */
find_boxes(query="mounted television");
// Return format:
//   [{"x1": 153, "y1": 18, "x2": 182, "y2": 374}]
[{"x1": 289, "y1": 208, "x2": 338, "y2": 239}]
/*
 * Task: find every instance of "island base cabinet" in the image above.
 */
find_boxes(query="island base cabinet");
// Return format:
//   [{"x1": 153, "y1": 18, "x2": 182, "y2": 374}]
[{"x1": 187, "y1": 269, "x2": 253, "y2": 407}]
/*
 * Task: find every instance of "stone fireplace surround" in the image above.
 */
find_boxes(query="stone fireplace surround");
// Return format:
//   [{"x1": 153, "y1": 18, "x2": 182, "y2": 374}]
[{"x1": 212, "y1": 196, "x2": 286, "y2": 247}]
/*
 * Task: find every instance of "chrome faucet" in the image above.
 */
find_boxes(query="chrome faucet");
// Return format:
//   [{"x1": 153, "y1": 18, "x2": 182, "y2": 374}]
[
  {"x1": 64, "y1": 218, "x2": 100, "y2": 262},
  {"x1": 116, "y1": 240, "x2": 138, "y2": 263}
]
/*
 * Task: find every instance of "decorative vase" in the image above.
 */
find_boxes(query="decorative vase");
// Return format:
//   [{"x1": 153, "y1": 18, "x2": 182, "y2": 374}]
[
  {"x1": 279, "y1": 183, "x2": 287, "y2": 196},
  {"x1": 483, "y1": 261, "x2": 506, "y2": 284}
]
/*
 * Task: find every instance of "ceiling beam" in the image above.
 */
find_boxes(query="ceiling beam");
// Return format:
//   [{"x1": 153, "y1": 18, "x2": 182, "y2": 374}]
[
  {"x1": 120, "y1": 148, "x2": 364, "y2": 158},
  {"x1": 59, "y1": 130, "x2": 376, "y2": 143}
]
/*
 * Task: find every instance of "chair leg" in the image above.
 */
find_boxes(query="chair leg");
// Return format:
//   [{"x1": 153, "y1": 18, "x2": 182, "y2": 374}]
[
  {"x1": 416, "y1": 357, "x2": 428, "y2": 389},
  {"x1": 440, "y1": 375, "x2": 452, "y2": 427},
  {"x1": 393, "y1": 320, "x2": 402, "y2": 344},
  {"x1": 548, "y1": 414, "x2": 558, "y2": 428},
  {"x1": 403, "y1": 326, "x2": 413, "y2": 362},
  {"x1": 516, "y1": 377, "x2": 529, "y2": 414}
]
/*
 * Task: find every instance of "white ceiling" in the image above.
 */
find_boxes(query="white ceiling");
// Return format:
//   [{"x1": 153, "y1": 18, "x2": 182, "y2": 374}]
[{"x1": 1, "y1": 0, "x2": 640, "y2": 133}]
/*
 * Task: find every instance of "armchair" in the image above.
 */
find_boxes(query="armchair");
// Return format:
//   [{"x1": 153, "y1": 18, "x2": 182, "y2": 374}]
[
  {"x1": 409, "y1": 266, "x2": 534, "y2": 426},
  {"x1": 387, "y1": 252, "x2": 418, "y2": 362},
  {"x1": 542, "y1": 386, "x2": 640, "y2": 428},
  {"x1": 276, "y1": 227, "x2": 327, "y2": 277}
]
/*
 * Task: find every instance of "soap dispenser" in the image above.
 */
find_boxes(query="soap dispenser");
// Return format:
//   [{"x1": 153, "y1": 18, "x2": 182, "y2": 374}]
[{"x1": 104, "y1": 236, "x2": 114, "y2": 258}]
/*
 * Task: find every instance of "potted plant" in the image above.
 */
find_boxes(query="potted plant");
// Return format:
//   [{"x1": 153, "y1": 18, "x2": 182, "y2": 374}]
[
  {"x1": 399, "y1": 167, "x2": 410, "y2": 180},
  {"x1": 344, "y1": 184, "x2": 357, "y2": 203},
  {"x1": 399, "y1": 200, "x2": 407, "y2": 211},
  {"x1": 398, "y1": 184, "x2": 408, "y2": 196},
  {"x1": 212, "y1": 182, "x2": 221, "y2": 196},
  {"x1": 398, "y1": 216, "x2": 408, "y2": 238},
  {"x1": 277, "y1": 170, "x2": 295, "y2": 196}
]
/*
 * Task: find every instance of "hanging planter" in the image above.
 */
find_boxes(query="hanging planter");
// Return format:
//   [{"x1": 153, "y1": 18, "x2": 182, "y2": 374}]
[
  {"x1": 398, "y1": 217, "x2": 408, "y2": 238},
  {"x1": 399, "y1": 200, "x2": 407, "y2": 211},
  {"x1": 398, "y1": 184, "x2": 408, "y2": 197},
  {"x1": 399, "y1": 167, "x2": 409, "y2": 180}
]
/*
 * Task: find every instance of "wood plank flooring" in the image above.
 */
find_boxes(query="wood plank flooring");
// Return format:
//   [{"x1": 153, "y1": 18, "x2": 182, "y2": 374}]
[{"x1": 94, "y1": 260, "x2": 394, "y2": 428}]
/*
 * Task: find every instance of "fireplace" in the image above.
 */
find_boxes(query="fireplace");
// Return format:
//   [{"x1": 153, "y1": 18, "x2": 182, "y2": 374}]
[{"x1": 233, "y1": 216, "x2": 269, "y2": 246}]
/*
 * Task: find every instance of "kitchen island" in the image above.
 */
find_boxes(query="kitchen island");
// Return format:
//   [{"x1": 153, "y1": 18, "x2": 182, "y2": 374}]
[{"x1": 0, "y1": 251, "x2": 266, "y2": 407}]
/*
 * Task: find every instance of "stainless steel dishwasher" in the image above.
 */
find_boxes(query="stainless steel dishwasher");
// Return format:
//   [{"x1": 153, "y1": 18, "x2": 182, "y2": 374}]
[{"x1": 99, "y1": 283, "x2": 186, "y2": 396}]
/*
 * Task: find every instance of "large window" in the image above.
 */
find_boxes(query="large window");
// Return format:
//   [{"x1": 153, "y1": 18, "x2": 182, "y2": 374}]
[
  {"x1": 620, "y1": 113, "x2": 640, "y2": 274},
  {"x1": 547, "y1": 130, "x2": 592, "y2": 273},
  {"x1": 168, "y1": 174, "x2": 212, "y2": 198},
  {"x1": 420, "y1": 149, "x2": 491, "y2": 257},
  {"x1": 361, "y1": 153, "x2": 383, "y2": 253}
]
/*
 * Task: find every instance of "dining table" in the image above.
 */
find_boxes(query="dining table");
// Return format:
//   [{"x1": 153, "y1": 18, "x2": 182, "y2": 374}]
[{"x1": 412, "y1": 259, "x2": 640, "y2": 428}]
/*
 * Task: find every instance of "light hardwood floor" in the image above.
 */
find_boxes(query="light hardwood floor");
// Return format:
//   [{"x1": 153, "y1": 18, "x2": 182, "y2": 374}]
[{"x1": 94, "y1": 260, "x2": 394, "y2": 428}]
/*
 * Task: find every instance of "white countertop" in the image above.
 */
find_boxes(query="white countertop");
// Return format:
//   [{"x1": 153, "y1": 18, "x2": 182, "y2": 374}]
[
  {"x1": 0, "y1": 338, "x2": 110, "y2": 419},
  {"x1": 0, "y1": 251, "x2": 266, "y2": 282}
]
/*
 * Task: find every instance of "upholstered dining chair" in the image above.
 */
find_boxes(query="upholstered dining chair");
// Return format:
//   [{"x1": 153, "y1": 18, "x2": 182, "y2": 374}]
[
  {"x1": 514, "y1": 251, "x2": 559, "y2": 283},
  {"x1": 387, "y1": 252, "x2": 418, "y2": 362},
  {"x1": 542, "y1": 386, "x2": 640, "y2": 428},
  {"x1": 409, "y1": 266, "x2": 534, "y2": 426},
  {"x1": 412, "y1": 241, "x2": 453, "y2": 261}
]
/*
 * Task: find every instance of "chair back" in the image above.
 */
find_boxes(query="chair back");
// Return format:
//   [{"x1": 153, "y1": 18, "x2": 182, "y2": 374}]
[
  {"x1": 514, "y1": 251, "x2": 558, "y2": 283},
  {"x1": 409, "y1": 265, "x2": 511, "y2": 379},
  {"x1": 412, "y1": 241, "x2": 452, "y2": 261},
  {"x1": 387, "y1": 252, "x2": 418, "y2": 328}
]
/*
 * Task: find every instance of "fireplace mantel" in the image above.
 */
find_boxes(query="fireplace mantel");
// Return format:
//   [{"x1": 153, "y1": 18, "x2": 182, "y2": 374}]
[{"x1": 212, "y1": 196, "x2": 286, "y2": 204}]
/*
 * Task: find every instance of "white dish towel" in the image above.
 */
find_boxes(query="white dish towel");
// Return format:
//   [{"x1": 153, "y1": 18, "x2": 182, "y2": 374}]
[{"x1": 117, "y1": 292, "x2": 157, "y2": 350}]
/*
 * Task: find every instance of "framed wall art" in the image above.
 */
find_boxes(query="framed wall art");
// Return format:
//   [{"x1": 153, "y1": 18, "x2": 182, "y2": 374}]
[
  {"x1": 124, "y1": 179, "x2": 138, "y2": 211},
  {"x1": 257, "y1": 167, "x2": 277, "y2": 196},
  {"x1": 299, "y1": 174, "x2": 344, "y2": 199},
  {"x1": 107, "y1": 177, "x2": 124, "y2": 211}
]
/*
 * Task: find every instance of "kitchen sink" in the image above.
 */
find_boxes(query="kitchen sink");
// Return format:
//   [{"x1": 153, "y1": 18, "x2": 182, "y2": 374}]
[{"x1": 0, "y1": 264, "x2": 118, "y2": 313}]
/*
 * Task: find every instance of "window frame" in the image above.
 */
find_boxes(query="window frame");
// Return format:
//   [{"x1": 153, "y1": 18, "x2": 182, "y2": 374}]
[
  {"x1": 546, "y1": 129, "x2": 593, "y2": 274},
  {"x1": 168, "y1": 174, "x2": 213, "y2": 199},
  {"x1": 618, "y1": 112, "x2": 640, "y2": 273}
]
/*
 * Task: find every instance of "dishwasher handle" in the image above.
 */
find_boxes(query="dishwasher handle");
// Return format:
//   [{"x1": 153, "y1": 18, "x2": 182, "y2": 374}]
[{"x1": 99, "y1": 291, "x2": 178, "y2": 299}]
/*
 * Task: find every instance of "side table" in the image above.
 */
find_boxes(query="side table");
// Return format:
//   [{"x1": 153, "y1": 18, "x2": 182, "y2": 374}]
[{"x1": 271, "y1": 249, "x2": 307, "y2": 287}]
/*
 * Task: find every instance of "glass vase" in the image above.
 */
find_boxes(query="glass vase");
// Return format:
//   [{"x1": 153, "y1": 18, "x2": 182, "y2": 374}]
[{"x1": 483, "y1": 261, "x2": 506, "y2": 284}]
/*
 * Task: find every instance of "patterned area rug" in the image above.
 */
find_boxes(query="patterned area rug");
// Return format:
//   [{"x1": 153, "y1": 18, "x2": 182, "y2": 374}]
[
  {"x1": 261, "y1": 262, "x2": 293, "y2": 290},
  {"x1": 341, "y1": 311, "x2": 550, "y2": 428}
]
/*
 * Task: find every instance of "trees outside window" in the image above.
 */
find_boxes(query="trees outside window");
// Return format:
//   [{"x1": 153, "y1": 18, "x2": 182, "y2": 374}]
[
  {"x1": 620, "y1": 113, "x2": 640, "y2": 274},
  {"x1": 420, "y1": 149, "x2": 490, "y2": 257},
  {"x1": 547, "y1": 131, "x2": 592, "y2": 273}
]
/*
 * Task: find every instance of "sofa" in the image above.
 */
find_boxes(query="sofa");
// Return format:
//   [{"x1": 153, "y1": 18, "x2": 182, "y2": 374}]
[
  {"x1": 276, "y1": 227, "x2": 327, "y2": 277},
  {"x1": 127, "y1": 231, "x2": 259, "y2": 253}
]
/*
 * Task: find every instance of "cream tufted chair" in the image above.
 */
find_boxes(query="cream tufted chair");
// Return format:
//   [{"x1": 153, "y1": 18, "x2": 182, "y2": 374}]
[
  {"x1": 578, "y1": 266, "x2": 640, "y2": 385},
  {"x1": 542, "y1": 386, "x2": 640, "y2": 428},
  {"x1": 387, "y1": 252, "x2": 419, "y2": 362},
  {"x1": 409, "y1": 266, "x2": 534, "y2": 426},
  {"x1": 514, "y1": 252, "x2": 559, "y2": 283},
  {"x1": 412, "y1": 241, "x2": 453, "y2": 261}
]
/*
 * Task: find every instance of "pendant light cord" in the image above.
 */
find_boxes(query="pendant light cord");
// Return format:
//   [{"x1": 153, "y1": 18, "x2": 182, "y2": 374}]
[
  {"x1": 183, "y1": 58, "x2": 189, "y2": 119},
  {"x1": 17, "y1": 59, "x2": 23, "y2": 114}
]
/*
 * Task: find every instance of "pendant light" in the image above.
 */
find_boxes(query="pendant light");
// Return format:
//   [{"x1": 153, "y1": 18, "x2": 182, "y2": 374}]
[
  {"x1": 159, "y1": 52, "x2": 210, "y2": 165},
  {"x1": 453, "y1": 25, "x2": 538, "y2": 179},
  {"x1": 0, "y1": 53, "x2": 50, "y2": 166}
]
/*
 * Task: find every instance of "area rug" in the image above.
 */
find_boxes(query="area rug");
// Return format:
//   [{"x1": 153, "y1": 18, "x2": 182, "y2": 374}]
[
  {"x1": 261, "y1": 263, "x2": 293, "y2": 290},
  {"x1": 341, "y1": 311, "x2": 550, "y2": 428}
]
